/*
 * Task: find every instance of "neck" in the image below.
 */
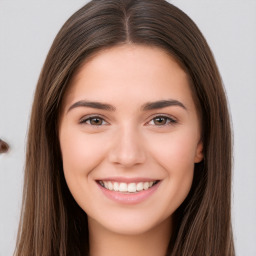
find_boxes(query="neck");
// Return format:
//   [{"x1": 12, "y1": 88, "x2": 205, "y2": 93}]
[{"x1": 88, "y1": 217, "x2": 172, "y2": 256}]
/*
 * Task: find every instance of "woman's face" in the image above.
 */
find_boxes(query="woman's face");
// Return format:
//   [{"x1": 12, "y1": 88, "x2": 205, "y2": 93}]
[{"x1": 59, "y1": 45, "x2": 203, "y2": 236}]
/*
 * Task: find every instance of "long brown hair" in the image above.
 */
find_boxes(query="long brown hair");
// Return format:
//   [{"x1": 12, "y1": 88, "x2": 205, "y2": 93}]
[{"x1": 14, "y1": 0, "x2": 235, "y2": 255}]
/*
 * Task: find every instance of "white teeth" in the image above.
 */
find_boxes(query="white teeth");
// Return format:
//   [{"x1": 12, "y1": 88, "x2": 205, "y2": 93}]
[
  {"x1": 113, "y1": 182, "x2": 119, "y2": 191},
  {"x1": 100, "y1": 180, "x2": 157, "y2": 193},
  {"x1": 108, "y1": 181, "x2": 113, "y2": 190},
  {"x1": 119, "y1": 183, "x2": 127, "y2": 192},
  {"x1": 103, "y1": 181, "x2": 108, "y2": 189},
  {"x1": 143, "y1": 182, "x2": 149, "y2": 190},
  {"x1": 136, "y1": 182, "x2": 144, "y2": 191},
  {"x1": 128, "y1": 183, "x2": 137, "y2": 192}
]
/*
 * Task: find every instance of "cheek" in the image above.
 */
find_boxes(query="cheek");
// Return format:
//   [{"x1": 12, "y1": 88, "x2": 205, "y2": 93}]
[
  {"x1": 149, "y1": 130, "x2": 198, "y2": 172},
  {"x1": 59, "y1": 129, "x2": 109, "y2": 210},
  {"x1": 60, "y1": 130, "x2": 104, "y2": 173},
  {"x1": 146, "y1": 130, "x2": 198, "y2": 211},
  {"x1": 59, "y1": 128, "x2": 110, "y2": 198}
]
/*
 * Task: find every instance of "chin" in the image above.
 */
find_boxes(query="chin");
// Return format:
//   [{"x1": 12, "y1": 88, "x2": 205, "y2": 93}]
[{"x1": 88, "y1": 207, "x2": 172, "y2": 237}]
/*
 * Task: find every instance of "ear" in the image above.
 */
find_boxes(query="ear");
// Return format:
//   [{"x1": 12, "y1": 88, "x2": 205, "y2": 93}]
[{"x1": 194, "y1": 140, "x2": 203, "y2": 163}]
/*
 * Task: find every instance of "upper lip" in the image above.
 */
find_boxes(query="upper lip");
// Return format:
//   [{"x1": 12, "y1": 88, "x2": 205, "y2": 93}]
[{"x1": 96, "y1": 177, "x2": 159, "y2": 183}]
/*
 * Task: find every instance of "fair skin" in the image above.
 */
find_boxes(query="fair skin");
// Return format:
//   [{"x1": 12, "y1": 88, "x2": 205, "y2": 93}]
[{"x1": 59, "y1": 44, "x2": 203, "y2": 256}]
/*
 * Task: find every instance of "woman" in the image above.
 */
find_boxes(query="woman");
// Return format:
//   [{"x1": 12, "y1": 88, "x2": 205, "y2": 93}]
[{"x1": 14, "y1": 0, "x2": 235, "y2": 255}]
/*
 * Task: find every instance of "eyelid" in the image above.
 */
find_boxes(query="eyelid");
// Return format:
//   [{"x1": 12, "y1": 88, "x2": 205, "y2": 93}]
[
  {"x1": 146, "y1": 114, "x2": 178, "y2": 126},
  {"x1": 78, "y1": 113, "x2": 178, "y2": 126},
  {"x1": 79, "y1": 114, "x2": 109, "y2": 125}
]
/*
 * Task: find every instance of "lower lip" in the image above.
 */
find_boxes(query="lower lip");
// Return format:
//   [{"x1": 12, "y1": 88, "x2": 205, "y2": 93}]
[{"x1": 97, "y1": 182, "x2": 161, "y2": 205}]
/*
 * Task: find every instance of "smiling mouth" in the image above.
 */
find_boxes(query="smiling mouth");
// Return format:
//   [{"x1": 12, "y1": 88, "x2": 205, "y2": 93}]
[{"x1": 97, "y1": 180, "x2": 159, "y2": 193}]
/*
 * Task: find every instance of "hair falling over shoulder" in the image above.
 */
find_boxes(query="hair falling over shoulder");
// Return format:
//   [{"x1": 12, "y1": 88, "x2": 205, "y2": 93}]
[{"x1": 14, "y1": 0, "x2": 235, "y2": 255}]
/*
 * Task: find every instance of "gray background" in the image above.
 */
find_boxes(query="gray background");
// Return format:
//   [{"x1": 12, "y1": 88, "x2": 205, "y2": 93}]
[{"x1": 0, "y1": 0, "x2": 255, "y2": 255}]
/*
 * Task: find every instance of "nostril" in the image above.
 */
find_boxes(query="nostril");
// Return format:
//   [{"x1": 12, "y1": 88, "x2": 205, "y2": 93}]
[{"x1": 0, "y1": 139, "x2": 9, "y2": 153}]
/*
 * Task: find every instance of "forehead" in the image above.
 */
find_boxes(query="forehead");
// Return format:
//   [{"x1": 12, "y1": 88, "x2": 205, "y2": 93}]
[
  {"x1": 62, "y1": 44, "x2": 194, "y2": 110},
  {"x1": 73, "y1": 44, "x2": 186, "y2": 82}
]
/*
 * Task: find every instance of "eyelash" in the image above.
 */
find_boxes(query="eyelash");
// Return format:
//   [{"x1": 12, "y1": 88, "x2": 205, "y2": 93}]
[
  {"x1": 79, "y1": 114, "x2": 177, "y2": 127},
  {"x1": 80, "y1": 115, "x2": 108, "y2": 126},
  {"x1": 147, "y1": 115, "x2": 177, "y2": 126}
]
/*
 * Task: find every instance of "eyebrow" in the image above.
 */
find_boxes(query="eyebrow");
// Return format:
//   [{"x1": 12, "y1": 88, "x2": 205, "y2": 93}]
[
  {"x1": 141, "y1": 99, "x2": 187, "y2": 111},
  {"x1": 68, "y1": 100, "x2": 116, "y2": 112},
  {"x1": 67, "y1": 99, "x2": 186, "y2": 113}
]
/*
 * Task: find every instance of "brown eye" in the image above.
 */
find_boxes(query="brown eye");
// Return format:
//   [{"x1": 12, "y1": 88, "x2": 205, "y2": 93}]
[
  {"x1": 153, "y1": 117, "x2": 168, "y2": 125},
  {"x1": 80, "y1": 116, "x2": 107, "y2": 126},
  {"x1": 148, "y1": 115, "x2": 177, "y2": 126},
  {"x1": 89, "y1": 117, "x2": 103, "y2": 125}
]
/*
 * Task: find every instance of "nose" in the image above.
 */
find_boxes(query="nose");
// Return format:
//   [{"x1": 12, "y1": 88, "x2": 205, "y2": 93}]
[{"x1": 108, "y1": 125, "x2": 146, "y2": 168}]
